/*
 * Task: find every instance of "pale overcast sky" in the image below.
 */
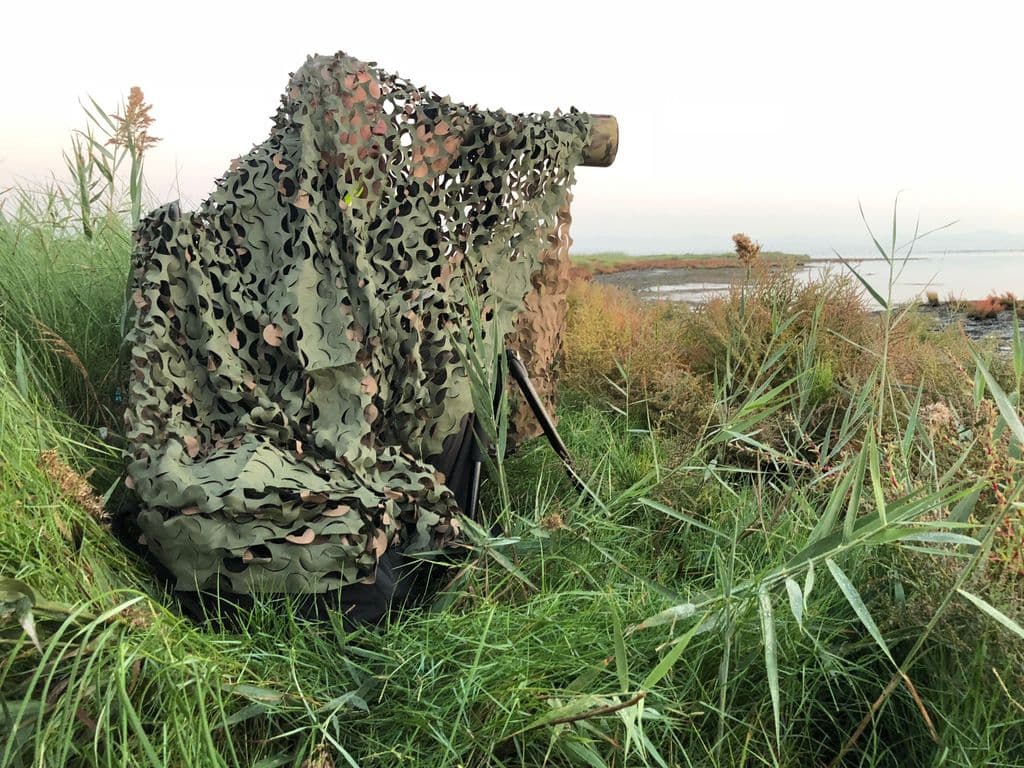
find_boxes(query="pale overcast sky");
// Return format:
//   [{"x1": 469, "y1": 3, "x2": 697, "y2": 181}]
[{"x1": 2, "y1": 0, "x2": 1021, "y2": 254}]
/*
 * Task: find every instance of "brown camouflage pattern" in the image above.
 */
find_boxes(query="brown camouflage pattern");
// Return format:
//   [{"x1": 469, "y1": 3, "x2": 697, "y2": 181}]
[{"x1": 509, "y1": 199, "x2": 574, "y2": 441}]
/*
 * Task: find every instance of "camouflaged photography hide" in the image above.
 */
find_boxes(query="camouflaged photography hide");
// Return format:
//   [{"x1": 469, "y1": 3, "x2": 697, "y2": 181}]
[{"x1": 123, "y1": 52, "x2": 590, "y2": 597}]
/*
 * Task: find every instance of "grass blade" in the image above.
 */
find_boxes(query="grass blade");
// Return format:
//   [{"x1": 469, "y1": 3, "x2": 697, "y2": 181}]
[
  {"x1": 13, "y1": 337, "x2": 29, "y2": 397},
  {"x1": 843, "y1": 446, "x2": 868, "y2": 541},
  {"x1": 809, "y1": 460, "x2": 855, "y2": 543},
  {"x1": 948, "y1": 485, "x2": 982, "y2": 524},
  {"x1": 640, "y1": 613, "x2": 707, "y2": 689},
  {"x1": 611, "y1": 606, "x2": 630, "y2": 692},
  {"x1": 826, "y1": 558, "x2": 895, "y2": 665},
  {"x1": 116, "y1": 647, "x2": 163, "y2": 768},
  {"x1": 1012, "y1": 306, "x2": 1023, "y2": 387},
  {"x1": 901, "y1": 532, "x2": 979, "y2": 546},
  {"x1": 641, "y1": 497, "x2": 729, "y2": 540},
  {"x1": 858, "y1": 199, "x2": 892, "y2": 264},
  {"x1": 957, "y1": 589, "x2": 1024, "y2": 640},
  {"x1": 635, "y1": 602, "x2": 699, "y2": 631},
  {"x1": 868, "y1": 435, "x2": 887, "y2": 525},
  {"x1": 971, "y1": 348, "x2": 1024, "y2": 448},
  {"x1": 785, "y1": 577, "x2": 804, "y2": 631},
  {"x1": 759, "y1": 584, "x2": 781, "y2": 749},
  {"x1": 834, "y1": 249, "x2": 889, "y2": 309}
]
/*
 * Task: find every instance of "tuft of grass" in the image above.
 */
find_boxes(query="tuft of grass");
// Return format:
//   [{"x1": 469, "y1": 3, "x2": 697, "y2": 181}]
[{"x1": 0, "y1": 218, "x2": 129, "y2": 425}]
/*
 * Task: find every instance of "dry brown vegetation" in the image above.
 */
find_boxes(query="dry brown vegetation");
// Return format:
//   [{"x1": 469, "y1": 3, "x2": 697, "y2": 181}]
[
  {"x1": 967, "y1": 296, "x2": 1004, "y2": 320},
  {"x1": 948, "y1": 292, "x2": 1019, "y2": 319}
]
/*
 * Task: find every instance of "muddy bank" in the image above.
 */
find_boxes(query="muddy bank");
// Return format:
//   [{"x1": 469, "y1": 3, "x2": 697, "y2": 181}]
[
  {"x1": 915, "y1": 304, "x2": 1020, "y2": 353},
  {"x1": 571, "y1": 252, "x2": 807, "y2": 281},
  {"x1": 591, "y1": 264, "x2": 791, "y2": 301}
]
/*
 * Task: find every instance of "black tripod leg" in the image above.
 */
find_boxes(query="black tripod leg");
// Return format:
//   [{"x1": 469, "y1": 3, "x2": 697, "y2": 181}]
[
  {"x1": 505, "y1": 349, "x2": 585, "y2": 492},
  {"x1": 465, "y1": 441, "x2": 484, "y2": 520},
  {"x1": 466, "y1": 349, "x2": 586, "y2": 517}
]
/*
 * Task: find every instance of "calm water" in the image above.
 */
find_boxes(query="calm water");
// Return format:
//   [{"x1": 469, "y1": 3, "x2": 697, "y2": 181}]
[
  {"x1": 636, "y1": 250, "x2": 1024, "y2": 305},
  {"x1": 811, "y1": 250, "x2": 1024, "y2": 305}
]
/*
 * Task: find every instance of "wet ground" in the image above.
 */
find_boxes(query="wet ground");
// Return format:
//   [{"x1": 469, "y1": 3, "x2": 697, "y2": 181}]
[
  {"x1": 915, "y1": 304, "x2": 1019, "y2": 354},
  {"x1": 592, "y1": 264, "x2": 750, "y2": 301}
]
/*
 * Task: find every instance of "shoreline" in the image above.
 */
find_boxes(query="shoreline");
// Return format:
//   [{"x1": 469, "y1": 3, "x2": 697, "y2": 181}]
[
  {"x1": 588, "y1": 261, "x2": 797, "y2": 297},
  {"x1": 570, "y1": 251, "x2": 808, "y2": 279},
  {"x1": 587, "y1": 263, "x2": 1021, "y2": 352}
]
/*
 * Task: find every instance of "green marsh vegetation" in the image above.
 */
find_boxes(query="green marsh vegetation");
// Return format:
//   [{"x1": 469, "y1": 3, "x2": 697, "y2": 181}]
[{"x1": 1, "y1": 97, "x2": 1022, "y2": 767}]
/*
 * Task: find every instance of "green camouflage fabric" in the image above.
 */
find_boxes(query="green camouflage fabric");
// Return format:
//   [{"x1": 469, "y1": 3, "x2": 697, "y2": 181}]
[{"x1": 123, "y1": 51, "x2": 590, "y2": 594}]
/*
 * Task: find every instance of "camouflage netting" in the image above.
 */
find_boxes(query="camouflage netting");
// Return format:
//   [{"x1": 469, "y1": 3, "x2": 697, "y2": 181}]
[{"x1": 123, "y1": 51, "x2": 590, "y2": 595}]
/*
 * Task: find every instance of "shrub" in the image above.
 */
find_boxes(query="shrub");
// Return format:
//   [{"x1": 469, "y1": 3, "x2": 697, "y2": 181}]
[
  {"x1": 675, "y1": 268, "x2": 878, "y2": 385},
  {"x1": 563, "y1": 280, "x2": 690, "y2": 397}
]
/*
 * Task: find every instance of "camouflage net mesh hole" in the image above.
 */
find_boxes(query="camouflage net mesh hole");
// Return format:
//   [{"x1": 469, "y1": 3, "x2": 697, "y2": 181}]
[{"x1": 123, "y1": 51, "x2": 591, "y2": 594}]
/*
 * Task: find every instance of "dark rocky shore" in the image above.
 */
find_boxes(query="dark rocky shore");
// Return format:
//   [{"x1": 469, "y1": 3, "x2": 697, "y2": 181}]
[{"x1": 914, "y1": 304, "x2": 1019, "y2": 354}]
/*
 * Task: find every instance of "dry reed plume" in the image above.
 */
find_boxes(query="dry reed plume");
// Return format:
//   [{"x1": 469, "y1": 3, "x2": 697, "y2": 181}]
[
  {"x1": 37, "y1": 449, "x2": 108, "y2": 526},
  {"x1": 732, "y1": 232, "x2": 762, "y2": 266},
  {"x1": 108, "y1": 87, "x2": 160, "y2": 153}
]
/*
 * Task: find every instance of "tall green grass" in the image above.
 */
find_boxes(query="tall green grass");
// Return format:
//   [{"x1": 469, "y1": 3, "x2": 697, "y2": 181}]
[
  {"x1": 1, "y1": 129, "x2": 1022, "y2": 766},
  {"x1": 0, "y1": 215, "x2": 128, "y2": 426}
]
